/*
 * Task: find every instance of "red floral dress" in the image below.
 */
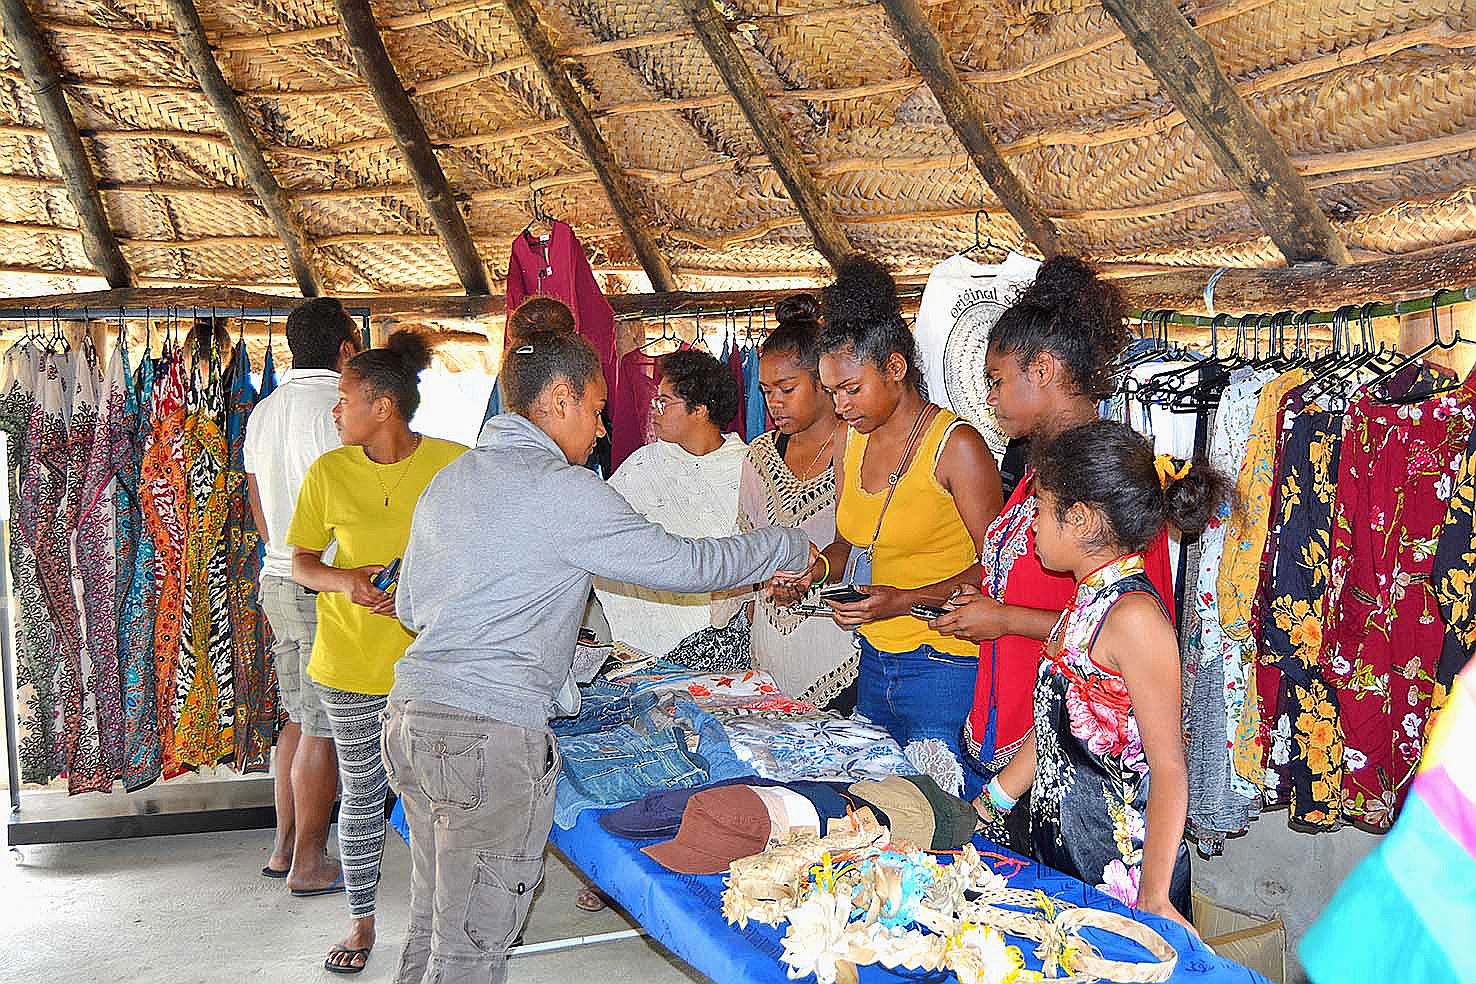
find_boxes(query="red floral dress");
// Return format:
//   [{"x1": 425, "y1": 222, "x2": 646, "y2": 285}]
[{"x1": 1319, "y1": 369, "x2": 1476, "y2": 829}]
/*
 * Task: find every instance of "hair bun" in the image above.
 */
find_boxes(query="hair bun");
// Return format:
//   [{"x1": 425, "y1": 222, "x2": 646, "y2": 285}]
[
  {"x1": 775, "y1": 293, "x2": 821, "y2": 331},
  {"x1": 823, "y1": 254, "x2": 900, "y2": 328},
  {"x1": 1020, "y1": 255, "x2": 1098, "y2": 311},
  {"x1": 383, "y1": 329, "x2": 434, "y2": 373},
  {"x1": 1162, "y1": 458, "x2": 1234, "y2": 539}
]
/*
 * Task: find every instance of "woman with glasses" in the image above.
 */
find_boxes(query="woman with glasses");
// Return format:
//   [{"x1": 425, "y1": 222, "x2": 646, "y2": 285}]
[{"x1": 594, "y1": 348, "x2": 749, "y2": 656}]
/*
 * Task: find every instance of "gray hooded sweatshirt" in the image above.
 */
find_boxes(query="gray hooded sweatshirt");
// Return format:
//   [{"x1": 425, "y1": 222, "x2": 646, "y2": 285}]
[{"x1": 392, "y1": 413, "x2": 811, "y2": 728}]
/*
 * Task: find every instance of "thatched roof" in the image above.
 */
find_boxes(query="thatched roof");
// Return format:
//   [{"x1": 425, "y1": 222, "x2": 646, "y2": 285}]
[{"x1": 0, "y1": 0, "x2": 1474, "y2": 307}]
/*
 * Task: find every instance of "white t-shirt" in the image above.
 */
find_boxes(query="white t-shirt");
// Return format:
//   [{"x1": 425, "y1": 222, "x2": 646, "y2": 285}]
[
  {"x1": 594, "y1": 434, "x2": 749, "y2": 657},
  {"x1": 243, "y1": 369, "x2": 343, "y2": 578},
  {"x1": 913, "y1": 251, "x2": 1040, "y2": 462}
]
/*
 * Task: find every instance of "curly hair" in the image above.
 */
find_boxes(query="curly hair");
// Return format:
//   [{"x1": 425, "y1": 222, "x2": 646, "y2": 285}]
[
  {"x1": 818, "y1": 254, "x2": 922, "y2": 392},
  {"x1": 989, "y1": 255, "x2": 1129, "y2": 401},
  {"x1": 502, "y1": 330, "x2": 602, "y2": 413},
  {"x1": 345, "y1": 330, "x2": 435, "y2": 421},
  {"x1": 659, "y1": 348, "x2": 740, "y2": 426}
]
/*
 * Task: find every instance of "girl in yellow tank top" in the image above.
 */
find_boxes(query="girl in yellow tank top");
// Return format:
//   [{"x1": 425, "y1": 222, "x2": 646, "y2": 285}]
[{"x1": 773, "y1": 256, "x2": 1002, "y2": 797}]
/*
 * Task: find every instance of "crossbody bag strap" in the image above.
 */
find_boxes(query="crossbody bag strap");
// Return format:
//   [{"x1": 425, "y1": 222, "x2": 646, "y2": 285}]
[{"x1": 862, "y1": 403, "x2": 939, "y2": 554}]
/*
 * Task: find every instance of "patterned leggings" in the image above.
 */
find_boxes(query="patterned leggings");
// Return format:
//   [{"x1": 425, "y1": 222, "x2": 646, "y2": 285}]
[{"x1": 319, "y1": 686, "x2": 390, "y2": 919}]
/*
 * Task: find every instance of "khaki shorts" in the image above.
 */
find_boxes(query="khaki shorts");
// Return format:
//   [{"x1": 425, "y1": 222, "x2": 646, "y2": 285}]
[{"x1": 260, "y1": 575, "x2": 333, "y2": 739}]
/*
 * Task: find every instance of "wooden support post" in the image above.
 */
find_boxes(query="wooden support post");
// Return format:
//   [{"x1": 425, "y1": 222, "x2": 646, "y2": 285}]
[
  {"x1": 676, "y1": 0, "x2": 852, "y2": 267},
  {"x1": 1099, "y1": 0, "x2": 1351, "y2": 266},
  {"x1": 502, "y1": 0, "x2": 679, "y2": 292},
  {"x1": 333, "y1": 0, "x2": 492, "y2": 295},
  {"x1": 878, "y1": 0, "x2": 1064, "y2": 258},
  {"x1": 0, "y1": 0, "x2": 133, "y2": 286},
  {"x1": 164, "y1": 0, "x2": 321, "y2": 296}
]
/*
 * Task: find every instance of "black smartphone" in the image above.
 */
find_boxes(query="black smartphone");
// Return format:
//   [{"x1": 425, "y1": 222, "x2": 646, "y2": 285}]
[
  {"x1": 371, "y1": 558, "x2": 401, "y2": 591},
  {"x1": 910, "y1": 603, "x2": 947, "y2": 620},
  {"x1": 819, "y1": 583, "x2": 868, "y2": 604}
]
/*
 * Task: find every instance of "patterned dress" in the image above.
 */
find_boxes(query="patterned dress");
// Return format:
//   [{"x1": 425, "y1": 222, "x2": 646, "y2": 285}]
[
  {"x1": 1432, "y1": 424, "x2": 1476, "y2": 687},
  {"x1": 75, "y1": 340, "x2": 129, "y2": 783},
  {"x1": 1, "y1": 342, "x2": 62, "y2": 784},
  {"x1": 1319, "y1": 370, "x2": 1476, "y2": 830},
  {"x1": 1029, "y1": 554, "x2": 1191, "y2": 916},
  {"x1": 224, "y1": 340, "x2": 279, "y2": 773},
  {"x1": 175, "y1": 355, "x2": 234, "y2": 767},
  {"x1": 141, "y1": 349, "x2": 190, "y2": 779},
  {"x1": 59, "y1": 344, "x2": 112, "y2": 794},
  {"x1": 118, "y1": 349, "x2": 161, "y2": 790}
]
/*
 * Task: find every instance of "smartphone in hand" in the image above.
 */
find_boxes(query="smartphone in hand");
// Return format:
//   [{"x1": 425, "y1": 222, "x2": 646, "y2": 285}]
[
  {"x1": 910, "y1": 603, "x2": 947, "y2": 620},
  {"x1": 371, "y1": 558, "x2": 401, "y2": 592},
  {"x1": 819, "y1": 583, "x2": 868, "y2": 604}
]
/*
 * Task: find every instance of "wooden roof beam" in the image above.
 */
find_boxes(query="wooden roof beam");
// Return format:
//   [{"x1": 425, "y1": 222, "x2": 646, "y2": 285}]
[
  {"x1": 1099, "y1": 0, "x2": 1351, "y2": 266},
  {"x1": 878, "y1": 0, "x2": 1065, "y2": 258},
  {"x1": 0, "y1": 0, "x2": 132, "y2": 286},
  {"x1": 677, "y1": 0, "x2": 852, "y2": 267},
  {"x1": 164, "y1": 0, "x2": 320, "y2": 297},
  {"x1": 501, "y1": 0, "x2": 678, "y2": 292},
  {"x1": 333, "y1": 0, "x2": 492, "y2": 295}
]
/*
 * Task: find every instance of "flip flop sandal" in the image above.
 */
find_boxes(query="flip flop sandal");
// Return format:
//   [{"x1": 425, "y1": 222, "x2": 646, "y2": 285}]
[
  {"x1": 324, "y1": 946, "x2": 372, "y2": 975},
  {"x1": 574, "y1": 888, "x2": 608, "y2": 912},
  {"x1": 290, "y1": 873, "x2": 346, "y2": 898},
  {"x1": 261, "y1": 865, "x2": 290, "y2": 879}
]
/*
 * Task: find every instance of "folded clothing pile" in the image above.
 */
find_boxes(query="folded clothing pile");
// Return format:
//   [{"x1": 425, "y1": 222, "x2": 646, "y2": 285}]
[{"x1": 722, "y1": 718, "x2": 912, "y2": 783}]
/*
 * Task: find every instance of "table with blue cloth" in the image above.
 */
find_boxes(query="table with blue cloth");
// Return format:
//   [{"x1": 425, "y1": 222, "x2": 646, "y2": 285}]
[{"x1": 546, "y1": 806, "x2": 1268, "y2": 984}]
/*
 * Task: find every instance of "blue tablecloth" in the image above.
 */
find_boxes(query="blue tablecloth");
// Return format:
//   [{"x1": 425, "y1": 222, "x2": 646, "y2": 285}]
[{"x1": 546, "y1": 809, "x2": 1268, "y2": 984}]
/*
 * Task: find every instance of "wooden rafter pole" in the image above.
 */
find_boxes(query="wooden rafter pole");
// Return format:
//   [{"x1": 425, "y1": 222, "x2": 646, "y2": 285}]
[
  {"x1": 333, "y1": 0, "x2": 491, "y2": 295},
  {"x1": 877, "y1": 0, "x2": 1064, "y2": 258},
  {"x1": 163, "y1": 0, "x2": 321, "y2": 296},
  {"x1": 0, "y1": 0, "x2": 133, "y2": 286},
  {"x1": 501, "y1": 0, "x2": 679, "y2": 292},
  {"x1": 1099, "y1": 0, "x2": 1350, "y2": 266},
  {"x1": 676, "y1": 0, "x2": 852, "y2": 267}
]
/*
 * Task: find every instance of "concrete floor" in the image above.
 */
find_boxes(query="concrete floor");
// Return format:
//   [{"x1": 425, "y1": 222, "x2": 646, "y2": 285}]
[{"x1": 0, "y1": 825, "x2": 705, "y2": 984}]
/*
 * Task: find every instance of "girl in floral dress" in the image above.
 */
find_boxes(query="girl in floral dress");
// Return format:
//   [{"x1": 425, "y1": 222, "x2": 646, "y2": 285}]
[{"x1": 976, "y1": 420, "x2": 1228, "y2": 930}]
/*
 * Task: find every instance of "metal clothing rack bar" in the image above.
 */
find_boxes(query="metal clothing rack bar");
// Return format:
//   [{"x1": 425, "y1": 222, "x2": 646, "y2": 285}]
[
  {"x1": 1128, "y1": 285, "x2": 1476, "y2": 329},
  {"x1": 2, "y1": 301, "x2": 372, "y2": 848},
  {"x1": 0, "y1": 305, "x2": 373, "y2": 349}
]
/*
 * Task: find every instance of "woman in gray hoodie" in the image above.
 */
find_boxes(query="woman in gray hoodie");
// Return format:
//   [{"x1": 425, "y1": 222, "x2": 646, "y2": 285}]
[{"x1": 383, "y1": 329, "x2": 812, "y2": 984}]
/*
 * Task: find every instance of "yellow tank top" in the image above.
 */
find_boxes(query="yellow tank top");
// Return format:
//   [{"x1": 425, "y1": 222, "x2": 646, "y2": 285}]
[{"x1": 835, "y1": 407, "x2": 979, "y2": 657}]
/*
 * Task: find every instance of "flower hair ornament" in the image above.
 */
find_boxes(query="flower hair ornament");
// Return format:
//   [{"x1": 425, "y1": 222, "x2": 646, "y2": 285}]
[{"x1": 1153, "y1": 454, "x2": 1191, "y2": 489}]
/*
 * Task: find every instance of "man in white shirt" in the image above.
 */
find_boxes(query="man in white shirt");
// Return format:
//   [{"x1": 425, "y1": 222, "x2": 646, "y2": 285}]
[
  {"x1": 245, "y1": 297, "x2": 362, "y2": 894},
  {"x1": 595, "y1": 348, "x2": 749, "y2": 656}
]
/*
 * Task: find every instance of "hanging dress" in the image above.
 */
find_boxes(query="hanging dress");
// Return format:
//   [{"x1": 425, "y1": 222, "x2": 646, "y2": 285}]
[
  {"x1": 118, "y1": 349, "x2": 161, "y2": 790},
  {"x1": 74, "y1": 339, "x2": 129, "y2": 783},
  {"x1": 141, "y1": 348, "x2": 189, "y2": 778},
  {"x1": 1029, "y1": 553, "x2": 1191, "y2": 917},
  {"x1": 176, "y1": 352, "x2": 234, "y2": 768},
  {"x1": 1, "y1": 341, "x2": 62, "y2": 784},
  {"x1": 1319, "y1": 369, "x2": 1476, "y2": 830},
  {"x1": 224, "y1": 339, "x2": 278, "y2": 772},
  {"x1": 59, "y1": 342, "x2": 111, "y2": 793}
]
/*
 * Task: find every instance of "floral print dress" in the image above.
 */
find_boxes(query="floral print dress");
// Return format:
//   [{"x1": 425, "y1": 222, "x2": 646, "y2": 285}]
[
  {"x1": 1029, "y1": 554, "x2": 1191, "y2": 916},
  {"x1": 1319, "y1": 370, "x2": 1476, "y2": 830}
]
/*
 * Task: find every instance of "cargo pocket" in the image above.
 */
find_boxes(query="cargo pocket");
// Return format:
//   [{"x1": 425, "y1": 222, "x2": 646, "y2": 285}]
[
  {"x1": 464, "y1": 854, "x2": 544, "y2": 953},
  {"x1": 407, "y1": 729, "x2": 488, "y2": 810}
]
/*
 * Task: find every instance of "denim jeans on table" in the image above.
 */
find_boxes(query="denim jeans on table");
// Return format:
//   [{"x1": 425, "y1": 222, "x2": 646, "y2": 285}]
[
  {"x1": 550, "y1": 681, "x2": 669, "y2": 737},
  {"x1": 553, "y1": 722, "x2": 708, "y2": 828},
  {"x1": 856, "y1": 635, "x2": 981, "y2": 799}
]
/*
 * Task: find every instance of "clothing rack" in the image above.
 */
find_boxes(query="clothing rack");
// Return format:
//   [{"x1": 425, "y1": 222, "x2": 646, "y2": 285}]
[
  {"x1": 1128, "y1": 285, "x2": 1476, "y2": 331},
  {"x1": 2, "y1": 303, "x2": 369, "y2": 851}
]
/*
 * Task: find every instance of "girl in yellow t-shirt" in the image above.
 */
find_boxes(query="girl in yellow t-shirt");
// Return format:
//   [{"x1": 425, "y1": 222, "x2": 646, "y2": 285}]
[{"x1": 287, "y1": 330, "x2": 466, "y2": 975}]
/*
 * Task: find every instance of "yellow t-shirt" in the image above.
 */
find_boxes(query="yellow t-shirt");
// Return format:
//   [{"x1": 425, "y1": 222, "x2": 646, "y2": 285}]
[{"x1": 288, "y1": 436, "x2": 467, "y2": 695}]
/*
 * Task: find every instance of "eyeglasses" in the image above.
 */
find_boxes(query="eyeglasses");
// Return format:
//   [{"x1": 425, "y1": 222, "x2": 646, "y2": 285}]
[{"x1": 651, "y1": 394, "x2": 687, "y2": 413}]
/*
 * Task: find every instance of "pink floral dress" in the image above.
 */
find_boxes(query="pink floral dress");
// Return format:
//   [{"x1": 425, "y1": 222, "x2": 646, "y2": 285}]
[{"x1": 1029, "y1": 553, "x2": 1191, "y2": 916}]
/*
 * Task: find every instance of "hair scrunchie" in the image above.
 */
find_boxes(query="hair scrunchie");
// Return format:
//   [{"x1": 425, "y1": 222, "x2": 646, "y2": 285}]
[{"x1": 1154, "y1": 453, "x2": 1191, "y2": 490}]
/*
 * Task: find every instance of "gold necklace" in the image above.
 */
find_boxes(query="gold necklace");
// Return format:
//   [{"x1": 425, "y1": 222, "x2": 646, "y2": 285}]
[
  {"x1": 791, "y1": 424, "x2": 837, "y2": 481},
  {"x1": 372, "y1": 434, "x2": 422, "y2": 507}
]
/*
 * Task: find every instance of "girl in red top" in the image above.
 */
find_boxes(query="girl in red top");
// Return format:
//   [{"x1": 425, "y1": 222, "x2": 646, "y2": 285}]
[{"x1": 929, "y1": 257, "x2": 1176, "y2": 804}]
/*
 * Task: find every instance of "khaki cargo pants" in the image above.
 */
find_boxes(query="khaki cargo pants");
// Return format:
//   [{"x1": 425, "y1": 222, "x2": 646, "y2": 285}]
[{"x1": 381, "y1": 698, "x2": 560, "y2": 984}]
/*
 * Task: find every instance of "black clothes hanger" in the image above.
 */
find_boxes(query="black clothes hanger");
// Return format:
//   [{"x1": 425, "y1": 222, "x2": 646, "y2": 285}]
[{"x1": 960, "y1": 209, "x2": 996, "y2": 261}]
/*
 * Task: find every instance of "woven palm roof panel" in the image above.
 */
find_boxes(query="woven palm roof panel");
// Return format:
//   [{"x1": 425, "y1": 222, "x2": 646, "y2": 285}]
[{"x1": 1, "y1": 0, "x2": 1474, "y2": 296}]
